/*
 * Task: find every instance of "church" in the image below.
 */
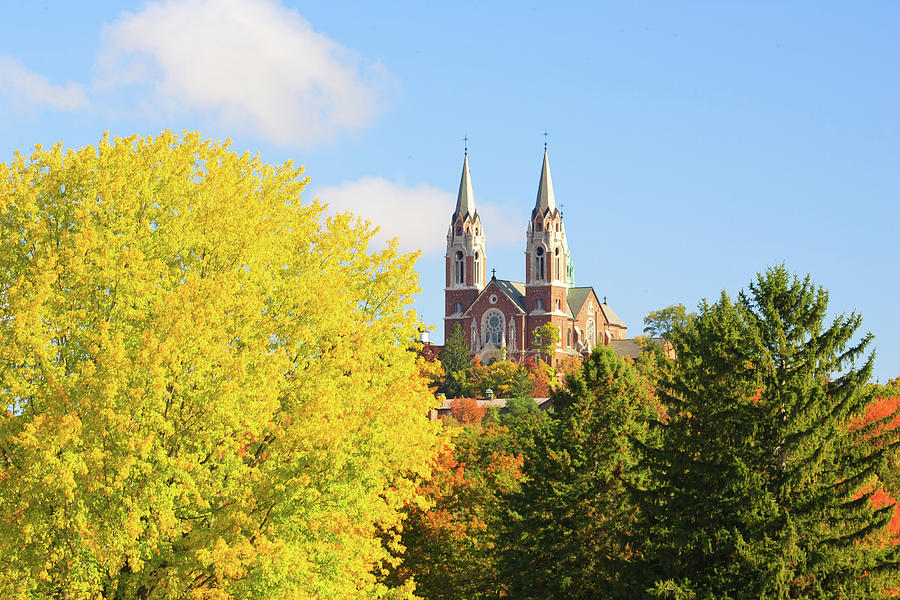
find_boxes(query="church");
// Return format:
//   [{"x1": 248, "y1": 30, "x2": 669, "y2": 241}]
[{"x1": 444, "y1": 149, "x2": 629, "y2": 367}]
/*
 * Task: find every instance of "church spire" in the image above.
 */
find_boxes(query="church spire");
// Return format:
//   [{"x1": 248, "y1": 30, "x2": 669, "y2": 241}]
[
  {"x1": 454, "y1": 154, "x2": 476, "y2": 220},
  {"x1": 533, "y1": 149, "x2": 556, "y2": 218}
]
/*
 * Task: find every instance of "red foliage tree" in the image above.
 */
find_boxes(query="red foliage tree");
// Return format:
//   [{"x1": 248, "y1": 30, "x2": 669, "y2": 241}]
[
  {"x1": 851, "y1": 393, "x2": 900, "y2": 544},
  {"x1": 450, "y1": 397, "x2": 486, "y2": 424},
  {"x1": 524, "y1": 356, "x2": 553, "y2": 398}
]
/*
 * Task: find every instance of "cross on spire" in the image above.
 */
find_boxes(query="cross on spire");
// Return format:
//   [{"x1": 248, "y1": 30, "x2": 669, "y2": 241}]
[
  {"x1": 463, "y1": 134, "x2": 469, "y2": 156},
  {"x1": 491, "y1": 268, "x2": 496, "y2": 280},
  {"x1": 543, "y1": 130, "x2": 549, "y2": 151}
]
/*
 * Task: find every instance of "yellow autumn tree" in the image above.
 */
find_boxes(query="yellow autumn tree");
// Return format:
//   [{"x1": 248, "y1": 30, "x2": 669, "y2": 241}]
[{"x1": 0, "y1": 131, "x2": 444, "y2": 599}]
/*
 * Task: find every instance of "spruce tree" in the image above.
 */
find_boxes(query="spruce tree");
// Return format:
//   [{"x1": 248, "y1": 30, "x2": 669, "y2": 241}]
[
  {"x1": 638, "y1": 267, "x2": 900, "y2": 599},
  {"x1": 440, "y1": 323, "x2": 472, "y2": 398},
  {"x1": 499, "y1": 347, "x2": 657, "y2": 599}
]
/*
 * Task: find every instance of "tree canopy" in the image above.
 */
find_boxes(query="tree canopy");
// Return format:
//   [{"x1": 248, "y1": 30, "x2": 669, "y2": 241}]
[
  {"x1": 531, "y1": 322, "x2": 560, "y2": 364},
  {"x1": 438, "y1": 324, "x2": 471, "y2": 399},
  {"x1": 500, "y1": 346, "x2": 657, "y2": 599},
  {"x1": 0, "y1": 132, "x2": 443, "y2": 599},
  {"x1": 642, "y1": 304, "x2": 693, "y2": 339},
  {"x1": 638, "y1": 267, "x2": 900, "y2": 599}
]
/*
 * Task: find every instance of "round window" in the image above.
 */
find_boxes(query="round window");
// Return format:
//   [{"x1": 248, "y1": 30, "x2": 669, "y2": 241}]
[
  {"x1": 482, "y1": 310, "x2": 505, "y2": 345},
  {"x1": 489, "y1": 294, "x2": 497, "y2": 304}
]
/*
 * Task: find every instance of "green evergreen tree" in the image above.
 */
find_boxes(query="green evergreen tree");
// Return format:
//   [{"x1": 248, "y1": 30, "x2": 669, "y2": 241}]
[
  {"x1": 499, "y1": 347, "x2": 657, "y2": 599},
  {"x1": 638, "y1": 266, "x2": 900, "y2": 599},
  {"x1": 440, "y1": 323, "x2": 472, "y2": 398}
]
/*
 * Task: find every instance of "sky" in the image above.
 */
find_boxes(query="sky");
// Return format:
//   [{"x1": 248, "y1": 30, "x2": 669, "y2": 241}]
[{"x1": 1, "y1": 0, "x2": 897, "y2": 382}]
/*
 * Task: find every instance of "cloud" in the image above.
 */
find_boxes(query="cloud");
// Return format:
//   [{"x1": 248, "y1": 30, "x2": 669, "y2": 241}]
[
  {"x1": 314, "y1": 177, "x2": 520, "y2": 255},
  {"x1": 95, "y1": 0, "x2": 389, "y2": 146},
  {"x1": 0, "y1": 55, "x2": 88, "y2": 112}
]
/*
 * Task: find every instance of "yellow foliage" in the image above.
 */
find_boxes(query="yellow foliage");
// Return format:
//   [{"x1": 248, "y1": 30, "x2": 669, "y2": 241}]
[{"x1": 0, "y1": 131, "x2": 445, "y2": 599}]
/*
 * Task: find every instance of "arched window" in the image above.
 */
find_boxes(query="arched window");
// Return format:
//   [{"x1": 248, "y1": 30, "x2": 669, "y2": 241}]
[
  {"x1": 456, "y1": 226, "x2": 462, "y2": 236},
  {"x1": 474, "y1": 251, "x2": 480, "y2": 284},
  {"x1": 455, "y1": 251, "x2": 464, "y2": 284},
  {"x1": 555, "y1": 299, "x2": 561, "y2": 311},
  {"x1": 536, "y1": 220, "x2": 542, "y2": 232},
  {"x1": 535, "y1": 247, "x2": 545, "y2": 280},
  {"x1": 535, "y1": 298, "x2": 544, "y2": 311},
  {"x1": 586, "y1": 318, "x2": 596, "y2": 350},
  {"x1": 567, "y1": 328, "x2": 572, "y2": 347},
  {"x1": 453, "y1": 302, "x2": 463, "y2": 314},
  {"x1": 554, "y1": 247, "x2": 561, "y2": 282},
  {"x1": 482, "y1": 309, "x2": 505, "y2": 346}
]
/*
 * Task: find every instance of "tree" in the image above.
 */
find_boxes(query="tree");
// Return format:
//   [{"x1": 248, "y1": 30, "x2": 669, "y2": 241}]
[
  {"x1": 499, "y1": 347, "x2": 657, "y2": 599},
  {"x1": 642, "y1": 304, "x2": 693, "y2": 338},
  {"x1": 0, "y1": 132, "x2": 444, "y2": 599},
  {"x1": 638, "y1": 267, "x2": 900, "y2": 599},
  {"x1": 531, "y1": 322, "x2": 560, "y2": 364},
  {"x1": 467, "y1": 360, "x2": 534, "y2": 401},
  {"x1": 388, "y1": 424, "x2": 524, "y2": 600},
  {"x1": 631, "y1": 335, "x2": 670, "y2": 387},
  {"x1": 440, "y1": 324, "x2": 471, "y2": 398},
  {"x1": 525, "y1": 355, "x2": 555, "y2": 398},
  {"x1": 852, "y1": 392, "x2": 900, "y2": 543},
  {"x1": 499, "y1": 396, "x2": 540, "y2": 427},
  {"x1": 449, "y1": 398, "x2": 486, "y2": 425}
]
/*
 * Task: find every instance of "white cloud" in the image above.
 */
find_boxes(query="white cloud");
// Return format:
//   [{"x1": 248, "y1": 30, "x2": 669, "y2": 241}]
[
  {"x1": 314, "y1": 177, "x2": 520, "y2": 256},
  {"x1": 0, "y1": 55, "x2": 88, "y2": 112},
  {"x1": 96, "y1": 0, "x2": 389, "y2": 146}
]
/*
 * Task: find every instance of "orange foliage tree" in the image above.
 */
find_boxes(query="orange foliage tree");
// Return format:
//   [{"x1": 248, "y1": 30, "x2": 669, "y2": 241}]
[
  {"x1": 387, "y1": 425, "x2": 524, "y2": 599},
  {"x1": 450, "y1": 398, "x2": 486, "y2": 424}
]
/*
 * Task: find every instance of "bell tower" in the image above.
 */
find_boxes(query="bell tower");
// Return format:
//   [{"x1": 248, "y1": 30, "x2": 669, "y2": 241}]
[
  {"x1": 524, "y1": 149, "x2": 570, "y2": 365},
  {"x1": 444, "y1": 153, "x2": 486, "y2": 343}
]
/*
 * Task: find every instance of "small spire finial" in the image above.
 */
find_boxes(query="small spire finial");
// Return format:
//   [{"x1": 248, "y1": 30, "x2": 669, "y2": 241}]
[
  {"x1": 463, "y1": 134, "x2": 469, "y2": 156},
  {"x1": 543, "y1": 130, "x2": 549, "y2": 151},
  {"x1": 491, "y1": 268, "x2": 496, "y2": 280},
  {"x1": 603, "y1": 296, "x2": 607, "y2": 304}
]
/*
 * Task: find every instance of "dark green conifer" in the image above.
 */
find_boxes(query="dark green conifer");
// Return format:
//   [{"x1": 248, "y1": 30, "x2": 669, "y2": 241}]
[
  {"x1": 499, "y1": 347, "x2": 657, "y2": 599},
  {"x1": 638, "y1": 266, "x2": 900, "y2": 599},
  {"x1": 440, "y1": 323, "x2": 472, "y2": 398}
]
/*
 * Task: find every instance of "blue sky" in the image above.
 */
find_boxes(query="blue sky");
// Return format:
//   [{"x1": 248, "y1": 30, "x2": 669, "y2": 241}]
[{"x1": 2, "y1": 1, "x2": 898, "y2": 382}]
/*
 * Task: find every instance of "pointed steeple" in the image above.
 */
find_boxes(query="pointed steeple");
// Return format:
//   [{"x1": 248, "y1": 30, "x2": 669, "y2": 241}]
[
  {"x1": 533, "y1": 149, "x2": 556, "y2": 217},
  {"x1": 454, "y1": 154, "x2": 476, "y2": 220}
]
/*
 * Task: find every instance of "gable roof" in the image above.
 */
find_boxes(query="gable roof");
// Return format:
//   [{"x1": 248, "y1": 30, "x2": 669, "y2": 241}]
[
  {"x1": 600, "y1": 303, "x2": 626, "y2": 328},
  {"x1": 567, "y1": 286, "x2": 594, "y2": 317},
  {"x1": 493, "y1": 279, "x2": 527, "y2": 313}
]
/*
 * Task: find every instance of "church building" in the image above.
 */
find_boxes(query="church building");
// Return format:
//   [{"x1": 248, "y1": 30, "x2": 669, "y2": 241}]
[{"x1": 444, "y1": 149, "x2": 628, "y2": 367}]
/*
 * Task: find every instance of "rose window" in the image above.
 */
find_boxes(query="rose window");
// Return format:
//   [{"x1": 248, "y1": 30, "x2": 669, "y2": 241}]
[{"x1": 482, "y1": 310, "x2": 505, "y2": 345}]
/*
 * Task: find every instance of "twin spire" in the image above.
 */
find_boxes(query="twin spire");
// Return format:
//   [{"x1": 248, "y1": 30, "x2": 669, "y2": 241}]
[
  {"x1": 454, "y1": 154, "x2": 476, "y2": 221},
  {"x1": 453, "y1": 149, "x2": 557, "y2": 222},
  {"x1": 533, "y1": 149, "x2": 556, "y2": 218}
]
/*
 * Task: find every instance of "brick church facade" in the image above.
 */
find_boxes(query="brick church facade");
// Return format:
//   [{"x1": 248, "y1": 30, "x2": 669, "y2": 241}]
[{"x1": 444, "y1": 150, "x2": 628, "y2": 367}]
